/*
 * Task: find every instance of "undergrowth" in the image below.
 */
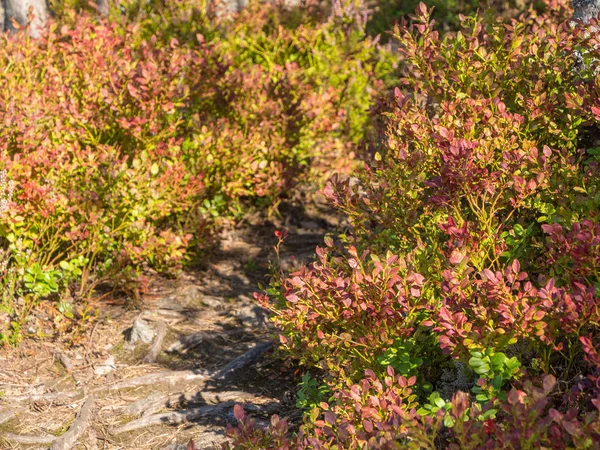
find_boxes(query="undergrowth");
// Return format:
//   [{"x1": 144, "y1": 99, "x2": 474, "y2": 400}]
[
  {"x1": 236, "y1": 1, "x2": 600, "y2": 448},
  {"x1": 0, "y1": 0, "x2": 395, "y2": 343}
]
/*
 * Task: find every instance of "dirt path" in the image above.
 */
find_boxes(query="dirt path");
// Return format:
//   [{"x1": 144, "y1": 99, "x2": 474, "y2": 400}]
[{"x1": 0, "y1": 200, "x2": 338, "y2": 449}]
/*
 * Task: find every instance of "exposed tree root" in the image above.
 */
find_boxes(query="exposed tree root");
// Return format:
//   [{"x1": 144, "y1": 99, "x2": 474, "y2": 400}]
[
  {"x1": 167, "y1": 331, "x2": 226, "y2": 354},
  {"x1": 96, "y1": 370, "x2": 210, "y2": 392},
  {"x1": 2, "y1": 390, "x2": 82, "y2": 403},
  {"x1": 214, "y1": 342, "x2": 273, "y2": 379},
  {"x1": 50, "y1": 395, "x2": 95, "y2": 450},
  {"x1": 123, "y1": 390, "x2": 273, "y2": 418},
  {"x1": 111, "y1": 402, "x2": 234, "y2": 434},
  {"x1": 2, "y1": 433, "x2": 56, "y2": 445},
  {"x1": 99, "y1": 341, "x2": 272, "y2": 393},
  {"x1": 88, "y1": 428, "x2": 99, "y2": 450},
  {"x1": 144, "y1": 321, "x2": 168, "y2": 364},
  {"x1": 0, "y1": 407, "x2": 23, "y2": 424},
  {"x1": 123, "y1": 392, "x2": 166, "y2": 417}
]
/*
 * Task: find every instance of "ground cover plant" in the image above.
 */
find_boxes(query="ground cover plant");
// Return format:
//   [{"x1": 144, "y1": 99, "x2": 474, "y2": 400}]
[
  {"x1": 233, "y1": 0, "x2": 600, "y2": 447},
  {"x1": 0, "y1": 0, "x2": 395, "y2": 343},
  {"x1": 2, "y1": 0, "x2": 600, "y2": 447}
]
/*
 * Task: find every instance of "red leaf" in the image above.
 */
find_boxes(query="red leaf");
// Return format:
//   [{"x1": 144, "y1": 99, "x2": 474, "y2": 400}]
[
  {"x1": 271, "y1": 415, "x2": 280, "y2": 427},
  {"x1": 507, "y1": 388, "x2": 526, "y2": 405},
  {"x1": 482, "y1": 268, "x2": 497, "y2": 283},
  {"x1": 449, "y1": 250, "x2": 464, "y2": 265},
  {"x1": 285, "y1": 294, "x2": 299, "y2": 303},
  {"x1": 324, "y1": 411, "x2": 336, "y2": 425},
  {"x1": 511, "y1": 259, "x2": 520, "y2": 274},
  {"x1": 233, "y1": 404, "x2": 245, "y2": 421},
  {"x1": 562, "y1": 419, "x2": 581, "y2": 436}
]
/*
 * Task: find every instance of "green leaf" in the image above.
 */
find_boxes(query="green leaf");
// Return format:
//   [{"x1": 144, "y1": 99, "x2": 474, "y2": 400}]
[
  {"x1": 490, "y1": 353, "x2": 506, "y2": 368},
  {"x1": 491, "y1": 374, "x2": 503, "y2": 390},
  {"x1": 434, "y1": 396, "x2": 446, "y2": 408},
  {"x1": 476, "y1": 393, "x2": 489, "y2": 402},
  {"x1": 482, "y1": 409, "x2": 498, "y2": 419},
  {"x1": 309, "y1": 407, "x2": 319, "y2": 423},
  {"x1": 473, "y1": 364, "x2": 491, "y2": 375},
  {"x1": 443, "y1": 415, "x2": 455, "y2": 427},
  {"x1": 469, "y1": 356, "x2": 487, "y2": 367},
  {"x1": 417, "y1": 407, "x2": 429, "y2": 416},
  {"x1": 151, "y1": 163, "x2": 159, "y2": 175},
  {"x1": 506, "y1": 357, "x2": 521, "y2": 370}
]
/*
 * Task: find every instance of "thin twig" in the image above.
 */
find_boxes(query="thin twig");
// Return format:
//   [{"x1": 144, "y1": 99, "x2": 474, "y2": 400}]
[{"x1": 84, "y1": 319, "x2": 102, "y2": 363}]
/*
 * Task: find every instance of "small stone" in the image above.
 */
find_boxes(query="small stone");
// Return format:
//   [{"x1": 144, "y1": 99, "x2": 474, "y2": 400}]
[
  {"x1": 126, "y1": 318, "x2": 155, "y2": 347},
  {"x1": 299, "y1": 220, "x2": 321, "y2": 230},
  {"x1": 157, "y1": 285, "x2": 202, "y2": 309},
  {"x1": 200, "y1": 295, "x2": 225, "y2": 309},
  {"x1": 234, "y1": 295, "x2": 270, "y2": 328},
  {"x1": 94, "y1": 355, "x2": 116, "y2": 376}
]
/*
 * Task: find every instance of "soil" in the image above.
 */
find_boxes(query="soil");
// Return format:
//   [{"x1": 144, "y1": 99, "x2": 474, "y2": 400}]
[{"x1": 0, "y1": 195, "x2": 342, "y2": 450}]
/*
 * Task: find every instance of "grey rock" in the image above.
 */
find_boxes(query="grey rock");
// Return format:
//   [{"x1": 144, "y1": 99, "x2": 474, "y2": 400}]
[
  {"x1": 4, "y1": 0, "x2": 49, "y2": 38},
  {"x1": 96, "y1": 0, "x2": 109, "y2": 16},
  {"x1": 200, "y1": 295, "x2": 225, "y2": 309},
  {"x1": 160, "y1": 431, "x2": 225, "y2": 450},
  {"x1": 573, "y1": 0, "x2": 600, "y2": 22},
  {"x1": 157, "y1": 285, "x2": 203, "y2": 310},
  {"x1": 234, "y1": 295, "x2": 270, "y2": 328},
  {"x1": 94, "y1": 355, "x2": 116, "y2": 376},
  {"x1": 126, "y1": 317, "x2": 155, "y2": 347}
]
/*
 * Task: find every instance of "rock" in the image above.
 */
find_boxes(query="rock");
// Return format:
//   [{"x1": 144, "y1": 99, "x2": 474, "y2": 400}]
[
  {"x1": 94, "y1": 355, "x2": 116, "y2": 376},
  {"x1": 160, "y1": 432, "x2": 225, "y2": 450},
  {"x1": 199, "y1": 295, "x2": 225, "y2": 309},
  {"x1": 157, "y1": 285, "x2": 203, "y2": 310},
  {"x1": 573, "y1": 0, "x2": 600, "y2": 23},
  {"x1": 299, "y1": 220, "x2": 321, "y2": 230},
  {"x1": 125, "y1": 317, "x2": 155, "y2": 348},
  {"x1": 234, "y1": 295, "x2": 270, "y2": 328}
]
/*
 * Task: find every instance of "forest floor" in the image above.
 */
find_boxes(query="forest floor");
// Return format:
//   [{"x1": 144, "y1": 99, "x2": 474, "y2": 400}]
[{"x1": 0, "y1": 195, "x2": 341, "y2": 450}]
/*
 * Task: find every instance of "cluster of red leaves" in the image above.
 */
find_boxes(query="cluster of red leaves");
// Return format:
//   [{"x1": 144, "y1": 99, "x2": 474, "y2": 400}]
[
  {"x1": 229, "y1": 371, "x2": 600, "y2": 448},
  {"x1": 257, "y1": 241, "x2": 428, "y2": 377}
]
